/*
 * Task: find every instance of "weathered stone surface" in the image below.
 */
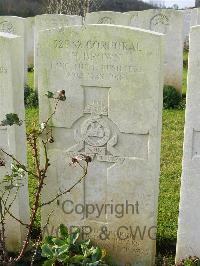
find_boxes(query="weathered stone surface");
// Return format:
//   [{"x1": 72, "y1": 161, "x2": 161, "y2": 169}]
[
  {"x1": 0, "y1": 32, "x2": 29, "y2": 251},
  {"x1": 176, "y1": 25, "x2": 200, "y2": 261},
  {"x1": 0, "y1": 16, "x2": 27, "y2": 81},
  {"x1": 25, "y1": 17, "x2": 35, "y2": 67},
  {"x1": 34, "y1": 14, "x2": 82, "y2": 89},
  {"x1": 181, "y1": 9, "x2": 192, "y2": 47},
  {"x1": 38, "y1": 25, "x2": 164, "y2": 265},
  {"x1": 190, "y1": 8, "x2": 199, "y2": 27},
  {"x1": 85, "y1": 11, "x2": 130, "y2": 25}
]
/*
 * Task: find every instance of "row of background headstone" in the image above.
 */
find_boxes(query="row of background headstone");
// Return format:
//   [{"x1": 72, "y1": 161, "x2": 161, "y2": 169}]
[
  {"x1": 0, "y1": 32, "x2": 29, "y2": 251},
  {"x1": 2, "y1": 8, "x2": 200, "y2": 92},
  {"x1": 1, "y1": 8, "x2": 200, "y2": 264}
]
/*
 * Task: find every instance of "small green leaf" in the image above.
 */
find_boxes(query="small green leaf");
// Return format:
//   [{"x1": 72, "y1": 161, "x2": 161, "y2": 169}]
[
  {"x1": 57, "y1": 244, "x2": 69, "y2": 256},
  {"x1": 44, "y1": 235, "x2": 54, "y2": 245},
  {"x1": 45, "y1": 91, "x2": 54, "y2": 99},
  {"x1": 43, "y1": 258, "x2": 56, "y2": 266},
  {"x1": 4, "y1": 184, "x2": 15, "y2": 190},
  {"x1": 41, "y1": 244, "x2": 54, "y2": 259},
  {"x1": 3, "y1": 175, "x2": 13, "y2": 182},
  {"x1": 1, "y1": 113, "x2": 22, "y2": 126},
  {"x1": 59, "y1": 224, "x2": 68, "y2": 239},
  {"x1": 57, "y1": 253, "x2": 70, "y2": 262},
  {"x1": 70, "y1": 228, "x2": 80, "y2": 244},
  {"x1": 53, "y1": 238, "x2": 66, "y2": 246},
  {"x1": 87, "y1": 262, "x2": 101, "y2": 266},
  {"x1": 70, "y1": 255, "x2": 85, "y2": 263},
  {"x1": 92, "y1": 247, "x2": 102, "y2": 262}
]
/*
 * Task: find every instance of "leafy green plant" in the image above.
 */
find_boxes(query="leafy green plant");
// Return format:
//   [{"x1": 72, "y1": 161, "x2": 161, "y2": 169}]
[
  {"x1": 42, "y1": 224, "x2": 108, "y2": 266},
  {"x1": 24, "y1": 84, "x2": 38, "y2": 108},
  {"x1": 0, "y1": 113, "x2": 23, "y2": 126},
  {"x1": 177, "y1": 257, "x2": 200, "y2": 266},
  {"x1": 163, "y1": 85, "x2": 182, "y2": 109}
]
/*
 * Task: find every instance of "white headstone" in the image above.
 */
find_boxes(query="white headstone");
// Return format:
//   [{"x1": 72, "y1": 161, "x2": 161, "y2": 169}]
[
  {"x1": 0, "y1": 32, "x2": 29, "y2": 251},
  {"x1": 85, "y1": 11, "x2": 130, "y2": 25},
  {"x1": 0, "y1": 16, "x2": 27, "y2": 82},
  {"x1": 34, "y1": 14, "x2": 82, "y2": 89},
  {"x1": 126, "y1": 9, "x2": 184, "y2": 93},
  {"x1": 190, "y1": 8, "x2": 198, "y2": 27},
  {"x1": 181, "y1": 9, "x2": 192, "y2": 48},
  {"x1": 25, "y1": 17, "x2": 35, "y2": 67},
  {"x1": 38, "y1": 25, "x2": 164, "y2": 265},
  {"x1": 176, "y1": 25, "x2": 200, "y2": 261}
]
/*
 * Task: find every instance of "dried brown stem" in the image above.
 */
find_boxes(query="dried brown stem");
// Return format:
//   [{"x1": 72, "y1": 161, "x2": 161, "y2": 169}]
[
  {"x1": 3, "y1": 205, "x2": 29, "y2": 227},
  {"x1": 15, "y1": 141, "x2": 49, "y2": 262},
  {"x1": 30, "y1": 211, "x2": 54, "y2": 266}
]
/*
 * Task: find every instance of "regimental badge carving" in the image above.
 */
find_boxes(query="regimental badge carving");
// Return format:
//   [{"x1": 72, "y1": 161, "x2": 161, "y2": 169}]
[
  {"x1": 66, "y1": 86, "x2": 125, "y2": 164},
  {"x1": 0, "y1": 21, "x2": 15, "y2": 34},
  {"x1": 81, "y1": 116, "x2": 110, "y2": 147},
  {"x1": 98, "y1": 17, "x2": 114, "y2": 24},
  {"x1": 150, "y1": 14, "x2": 169, "y2": 34}
]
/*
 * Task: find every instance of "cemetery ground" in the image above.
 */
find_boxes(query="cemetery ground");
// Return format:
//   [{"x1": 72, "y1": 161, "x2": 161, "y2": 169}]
[{"x1": 24, "y1": 52, "x2": 188, "y2": 265}]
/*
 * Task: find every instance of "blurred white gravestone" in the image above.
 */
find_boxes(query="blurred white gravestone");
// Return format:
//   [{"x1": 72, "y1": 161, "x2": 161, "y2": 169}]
[
  {"x1": 25, "y1": 17, "x2": 35, "y2": 67},
  {"x1": 181, "y1": 9, "x2": 192, "y2": 47},
  {"x1": 85, "y1": 11, "x2": 130, "y2": 25},
  {"x1": 190, "y1": 8, "x2": 200, "y2": 27},
  {"x1": 126, "y1": 9, "x2": 184, "y2": 93},
  {"x1": 38, "y1": 25, "x2": 164, "y2": 265},
  {"x1": 34, "y1": 14, "x2": 82, "y2": 89},
  {"x1": 176, "y1": 25, "x2": 200, "y2": 261},
  {"x1": 0, "y1": 16, "x2": 27, "y2": 82},
  {"x1": 0, "y1": 33, "x2": 29, "y2": 251}
]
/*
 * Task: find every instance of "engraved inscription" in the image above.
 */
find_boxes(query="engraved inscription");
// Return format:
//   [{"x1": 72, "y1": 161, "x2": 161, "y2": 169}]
[
  {"x1": 150, "y1": 14, "x2": 169, "y2": 34},
  {"x1": 0, "y1": 20, "x2": 15, "y2": 34},
  {"x1": 98, "y1": 17, "x2": 114, "y2": 24},
  {"x1": 51, "y1": 39, "x2": 144, "y2": 81},
  {"x1": 0, "y1": 66, "x2": 8, "y2": 74},
  {"x1": 53, "y1": 39, "x2": 142, "y2": 52},
  {"x1": 51, "y1": 60, "x2": 143, "y2": 81}
]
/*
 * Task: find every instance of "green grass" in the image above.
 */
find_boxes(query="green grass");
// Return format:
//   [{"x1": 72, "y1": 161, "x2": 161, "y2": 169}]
[
  {"x1": 25, "y1": 107, "x2": 40, "y2": 232},
  {"x1": 157, "y1": 109, "x2": 185, "y2": 258},
  {"x1": 27, "y1": 71, "x2": 34, "y2": 89}
]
